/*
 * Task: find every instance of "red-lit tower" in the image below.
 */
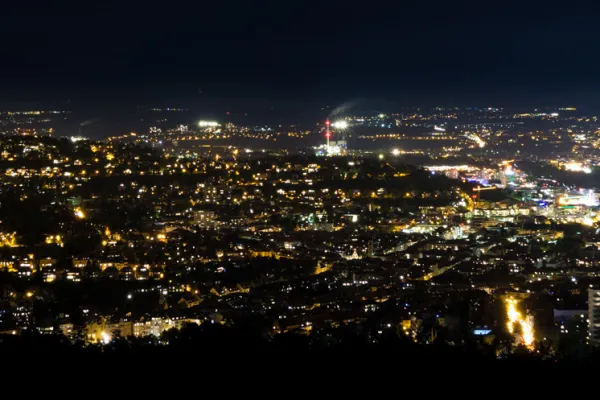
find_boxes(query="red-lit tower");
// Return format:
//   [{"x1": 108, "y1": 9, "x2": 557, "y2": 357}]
[{"x1": 325, "y1": 119, "x2": 331, "y2": 148}]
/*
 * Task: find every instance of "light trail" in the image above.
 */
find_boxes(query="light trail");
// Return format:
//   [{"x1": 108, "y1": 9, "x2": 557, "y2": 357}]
[{"x1": 505, "y1": 297, "x2": 535, "y2": 350}]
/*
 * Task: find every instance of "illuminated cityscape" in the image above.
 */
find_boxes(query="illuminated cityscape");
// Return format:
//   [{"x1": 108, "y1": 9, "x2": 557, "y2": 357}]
[
  {"x1": 4, "y1": 2, "x2": 600, "y2": 370},
  {"x1": 0, "y1": 105, "x2": 598, "y2": 361}
]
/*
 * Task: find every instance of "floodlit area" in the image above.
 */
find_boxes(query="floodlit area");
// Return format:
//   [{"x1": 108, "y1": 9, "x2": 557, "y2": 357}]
[
  {"x1": 564, "y1": 161, "x2": 592, "y2": 174},
  {"x1": 505, "y1": 297, "x2": 535, "y2": 350}
]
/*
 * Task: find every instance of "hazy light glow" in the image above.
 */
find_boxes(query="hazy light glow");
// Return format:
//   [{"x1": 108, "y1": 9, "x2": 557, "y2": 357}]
[
  {"x1": 198, "y1": 121, "x2": 219, "y2": 127},
  {"x1": 564, "y1": 161, "x2": 592, "y2": 174},
  {"x1": 582, "y1": 216, "x2": 595, "y2": 226},
  {"x1": 332, "y1": 120, "x2": 348, "y2": 129},
  {"x1": 504, "y1": 166, "x2": 515, "y2": 176},
  {"x1": 101, "y1": 331, "x2": 111, "y2": 345},
  {"x1": 392, "y1": 148, "x2": 400, "y2": 156},
  {"x1": 558, "y1": 190, "x2": 598, "y2": 207}
]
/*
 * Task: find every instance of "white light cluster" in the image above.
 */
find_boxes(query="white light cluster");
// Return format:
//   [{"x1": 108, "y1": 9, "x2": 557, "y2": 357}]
[
  {"x1": 558, "y1": 190, "x2": 599, "y2": 207},
  {"x1": 332, "y1": 120, "x2": 349, "y2": 129},
  {"x1": 564, "y1": 161, "x2": 592, "y2": 174},
  {"x1": 327, "y1": 145, "x2": 342, "y2": 155},
  {"x1": 198, "y1": 121, "x2": 219, "y2": 127}
]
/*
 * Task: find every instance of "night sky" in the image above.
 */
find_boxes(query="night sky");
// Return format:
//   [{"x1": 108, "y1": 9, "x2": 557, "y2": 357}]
[{"x1": 2, "y1": 2, "x2": 600, "y2": 113}]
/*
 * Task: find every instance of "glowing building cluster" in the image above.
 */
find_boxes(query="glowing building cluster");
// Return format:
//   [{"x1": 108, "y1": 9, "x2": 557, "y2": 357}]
[{"x1": 505, "y1": 297, "x2": 535, "y2": 350}]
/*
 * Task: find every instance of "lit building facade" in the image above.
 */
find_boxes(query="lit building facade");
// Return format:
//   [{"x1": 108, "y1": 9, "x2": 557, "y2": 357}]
[{"x1": 588, "y1": 289, "x2": 600, "y2": 345}]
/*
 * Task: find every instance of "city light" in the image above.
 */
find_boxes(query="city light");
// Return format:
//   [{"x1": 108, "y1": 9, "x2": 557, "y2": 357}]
[
  {"x1": 4, "y1": 97, "x2": 600, "y2": 356},
  {"x1": 332, "y1": 120, "x2": 348, "y2": 129},
  {"x1": 505, "y1": 297, "x2": 535, "y2": 350},
  {"x1": 327, "y1": 145, "x2": 341, "y2": 155},
  {"x1": 564, "y1": 161, "x2": 592, "y2": 174},
  {"x1": 101, "y1": 331, "x2": 111, "y2": 344},
  {"x1": 468, "y1": 133, "x2": 486, "y2": 148},
  {"x1": 74, "y1": 208, "x2": 86, "y2": 219},
  {"x1": 504, "y1": 166, "x2": 515, "y2": 176},
  {"x1": 557, "y1": 190, "x2": 599, "y2": 207},
  {"x1": 198, "y1": 121, "x2": 219, "y2": 127}
]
